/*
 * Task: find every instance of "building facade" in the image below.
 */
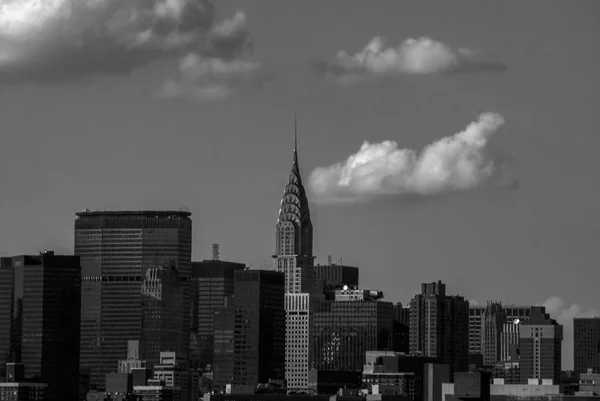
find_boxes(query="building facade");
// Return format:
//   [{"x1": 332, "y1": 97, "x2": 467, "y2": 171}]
[
  {"x1": 409, "y1": 281, "x2": 469, "y2": 380},
  {"x1": 574, "y1": 317, "x2": 600, "y2": 374},
  {"x1": 190, "y1": 260, "x2": 245, "y2": 370},
  {"x1": 500, "y1": 320, "x2": 521, "y2": 362},
  {"x1": 212, "y1": 297, "x2": 235, "y2": 392},
  {"x1": 141, "y1": 266, "x2": 184, "y2": 369},
  {"x1": 75, "y1": 210, "x2": 192, "y2": 390},
  {"x1": 313, "y1": 263, "x2": 359, "y2": 291},
  {"x1": 311, "y1": 289, "x2": 394, "y2": 372},
  {"x1": 0, "y1": 252, "x2": 81, "y2": 401},
  {"x1": 519, "y1": 306, "x2": 562, "y2": 384}
]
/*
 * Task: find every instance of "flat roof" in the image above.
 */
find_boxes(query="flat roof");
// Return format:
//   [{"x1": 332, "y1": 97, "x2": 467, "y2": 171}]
[{"x1": 76, "y1": 210, "x2": 191, "y2": 218}]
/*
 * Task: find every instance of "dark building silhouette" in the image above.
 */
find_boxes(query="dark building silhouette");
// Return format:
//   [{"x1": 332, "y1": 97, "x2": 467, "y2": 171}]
[
  {"x1": 409, "y1": 281, "x2": 469, "y2": 381},
  {"x1": 232, "y1": 269, "x2": 285, "y2": 387},
  {"x1": 141, "y1": 266, "x2": 183, "y2": 369},
  {"x1": 272, "y1": 129, "x2": 315, "y2": 294},
  {"x1": 190, "y1": 260, "x2": 245, "y2": 370},
  {"x1": 519, "y1": 306, "x2": 562, "y2": 384},
  {"x1": 0, "y1": 252, "x2": 81, "y2": 401},
  {"x1": 392, "y1": 303, "x2": 410, "y2": 354},
  {"x1": 75, "y1": 210, "x2": 192, "y2": 391},
  {"x1": 574, "y1": 317, "x2": 600, "y2": 374},
  {"x1": 312, "y1": 288, "x2": 393, "y2": 372},
  {"x1": 314, "y1": 263, "x2": 359, "y2": 292},
  {"x1": 212, "y1": 296, "x2": 236, "y2": 392}
]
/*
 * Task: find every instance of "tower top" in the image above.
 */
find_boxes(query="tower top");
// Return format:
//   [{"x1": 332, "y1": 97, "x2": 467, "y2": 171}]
[{"x1": 294, "y1": 113, "x2": 298, "y2": 163}]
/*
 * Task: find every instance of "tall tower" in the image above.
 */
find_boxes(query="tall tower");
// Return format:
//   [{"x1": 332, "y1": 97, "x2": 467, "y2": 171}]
[{"x1": 272, "y1": 118, "x2": 315, "y2": 293}]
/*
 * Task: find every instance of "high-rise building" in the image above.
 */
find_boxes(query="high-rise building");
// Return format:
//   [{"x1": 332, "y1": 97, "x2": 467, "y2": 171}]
[
  {"x1": 212, "y1": 296, "x2": 235, "y2": 392},
  {"x1": 574, "y1": 317, "x2": 600, "y2": 374},
  {"x1": 481, "y1": 302, "x2": 506, "y2": 366},
  {"x1": 271, "y1": 130, "x2": 315, "y2": 294},
  {"x1": 141, "y1": 266, "x2": 183, "y2": 369},
  {"x1": 232, "y1": 269, "x2": 285, "y2": 387},
  {"x1": 519, "y1": 306, "x2": 562, "y2": 384},
  {"x1": 272, "y1": 127, "x2": 322, "y2": 393},
  {"x1": 314, "y1": 263, "x2": 359, "y2": 292},
  {"x1": 0, "y1": 251, "x2": 81, "y2": 401},
  {"x1": 500, "y1": 319, "x2": 521, "y2": 362},
  {"x1": 190, "y1": 260, "x2": 245, "y2": 370},
  {"x1": 392, "y1": 303, "x2": 410, "y2": 354},
  {"x1": 469, "y1": 304, "x2": 532, "y2": 358},
  {"x1": 409, "y1": 281, "x2": 469, "y2": 380},
  {"x1": 312, "y1": 288, "x2": 394, "y2": 372},
  {"x1": 75, "y1": 210, "x2": 192, "y2": 390}
]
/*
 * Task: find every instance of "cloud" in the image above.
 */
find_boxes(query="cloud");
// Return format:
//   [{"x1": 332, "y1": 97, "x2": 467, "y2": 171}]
[
  {"x1": 312, "y1": 36, "x2": 506, "y2": 84},
  {"x1": 158, "y1": 11, "x2": 266, "y2": 102},
  {"x1": 309, "y1": 112, "x2": 506, "y2": 204},
  {"x1": 542, "y1": 296, "x2": 599, "y2": 370},
  {"x1": 157, "y1": 54, "x2": 266, "y2": 102},
  {"x1": 0, "y1": 0, "x2": 221, "y2": 81}
]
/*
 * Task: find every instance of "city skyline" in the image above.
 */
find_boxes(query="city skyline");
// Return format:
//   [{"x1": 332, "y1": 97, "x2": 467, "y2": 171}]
[{"x1": 1, "y1": 0, "x2": 599, "y2": 372}]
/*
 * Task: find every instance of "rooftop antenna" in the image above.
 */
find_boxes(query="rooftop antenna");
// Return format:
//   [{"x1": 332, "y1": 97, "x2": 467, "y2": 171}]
[
  {"x1": 212, "y1": 244, "x2": 220, "y2": 261},
  {"x1": 293, "y1": 113, "x2": 298, "y2": 164}
]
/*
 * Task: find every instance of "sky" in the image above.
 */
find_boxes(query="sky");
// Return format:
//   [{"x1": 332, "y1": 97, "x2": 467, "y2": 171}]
[{"x1": 1, "y1": 0, "x2": 599, "y2": 369}]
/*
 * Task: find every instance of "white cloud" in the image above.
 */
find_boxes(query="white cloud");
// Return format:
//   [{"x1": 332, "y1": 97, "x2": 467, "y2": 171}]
[
  {"x1": 542, "y1": 296, "x2": 599, "y2": 371},
  {"x1": 0, "y1": 0, "x2": 219, "y2": 80},
  {"x1": 312, "y1": 36, "x2": 506, "y2": 84},
  {"x1": 157, "y1": 54, "x2": 265, "y2": 102},
  {"x1": 309, "y1": 112, "x2": 506, "y2": 204}
]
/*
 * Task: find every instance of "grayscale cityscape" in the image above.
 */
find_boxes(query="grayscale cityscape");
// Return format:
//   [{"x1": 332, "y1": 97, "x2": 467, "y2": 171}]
[{"x1": 0, "y1": 1, "x2": 599, "y2": 401}]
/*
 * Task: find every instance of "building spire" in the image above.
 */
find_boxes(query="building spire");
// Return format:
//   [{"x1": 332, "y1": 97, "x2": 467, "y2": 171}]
[{"x1": 294, "y1": 113, "x2": 298, "y2": 163}]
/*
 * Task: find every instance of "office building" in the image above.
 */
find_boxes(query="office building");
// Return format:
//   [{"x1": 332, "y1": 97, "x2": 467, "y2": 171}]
[
  {"x1": 190, "y1": 260, "x2": 245, "y2": 370},
  {"x1": 1, "y1": 363, "x2": 47, "y2": 400},
  {"x1": 519, "y1": 306, "x2": 562, "y2": 384},
  {"x1": 141, "y1": 266, "x2": 184, "y2": 369},
  {"x1": 0, "y1": 252, "x2": 81, "y2": 401},
  {"x1": 313, "y1": 262, "x2": 359, "y2": 291},
  {"x1": 232, "y1": 269, "x2": 285, "y2": 387},
  {"x1": 212, "y1": 297, "x2": 235, "y2": 392},
  {"x1": 500, "y1": 319, "x2": 521, "y2": 362},
  {"x1": 312, "y1": 288, "x2": 393, "y2": 372},
  {"x1": 469, "y1": 304, "x2": 532, "y2": 358},
  {"x1": 151, "y1": 352, "x2": 200, "y2": 401},
  {"x1": 481, "y1": 302, "x2": 506, "y2": 366},
  {"x1": 392, "y1": 303, "x2": 410, "y2": 354},
  {"x1": 75, "y1": 210, "x2": 192, "y2": 390},
  {"x1": 409, "y1": 281, "x2": 469, "y2": 380},
  {"x1": 574, "y1": 317, "x2": 600, "y2": 374}
]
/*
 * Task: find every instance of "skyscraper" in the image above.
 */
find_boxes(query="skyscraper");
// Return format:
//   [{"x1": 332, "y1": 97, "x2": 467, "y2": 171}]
[
  {"x1": 75, "y1": 210, "x2": 192, "y2": 390},
  {"x1": 272, "y1": 124, "x2": 321, "y2": 393},
  {"x1": 312, "y1": 288, "x2": 393, "y2": 372},
  {"x1": 0, "y1": 251, "x2": 81, "y2": 401},
  {"x1": 272, "y1": 126, "x2": 314, "y2": 294},
  {"x1": 232, "y1": 269, "x2": 285, "y2": 387},
  {"x1": 481, "y1": 302, "x2": 506, "y2": 366},
  {"x1": 519, "y1": 306, "x2": 562, "y2": 384},
  {"x1": 409, "y1": 281, "x2": 469, "y2": 380},
  {"x1": 573, "y1": 317, "x2": 600, "y2": 374},
  {"x1": 190, "y1": 260, "x2": 245, "y2": 370},
  {"x1": 141, "y1": 266, "x2": 183, "y2": 368}
]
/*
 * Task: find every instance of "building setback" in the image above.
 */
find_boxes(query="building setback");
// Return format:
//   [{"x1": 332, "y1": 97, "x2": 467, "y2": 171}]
[
  {"x1": 75, "y1": 210, "x2": 192, "y2": 391},
  {"x1": 190, "y1": 260, "x2": 245, "y2": 370},
  {"x1": 0, "y1": 251, "x2": 81, "y2": 401},
  {"x1": 409, "y1": 281, "x2": 469, "y2": 381},
  {"x1": 519, "y1": 306, "x2": 562, "y2": 384},
  {"x1": 574, "y1": 317, "x2": 600, "y2": 374},
  {"x1": 232, "y1": 269, "x2": 285, "y2": 387}
]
